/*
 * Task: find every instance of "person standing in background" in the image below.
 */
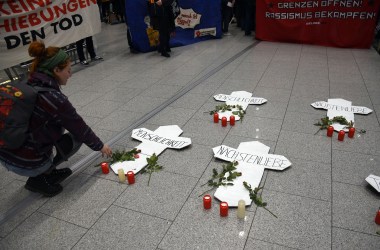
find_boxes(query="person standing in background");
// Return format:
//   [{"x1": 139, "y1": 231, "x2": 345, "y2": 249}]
[
  {"x1": 97, "y1": 0, "x2": 104, "y2": 22},
  {"x1": 242, "y1": 0, "x2": 254, "y2": 36},
  {"x1": 150, "y1": 0, "x2": 176, "y2": 58},
  {"x1": 221, "y1": 0, "x2": 235, "y2": 36}
]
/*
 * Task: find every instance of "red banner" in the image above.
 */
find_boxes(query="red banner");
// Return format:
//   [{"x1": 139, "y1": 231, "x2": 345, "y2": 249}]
[{"x1": 256, "y1": 0, "x2": 380, "y2": 48}]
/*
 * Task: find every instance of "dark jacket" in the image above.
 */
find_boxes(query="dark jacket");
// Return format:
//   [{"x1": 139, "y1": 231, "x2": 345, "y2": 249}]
[
  {"x1": 0, "y1": 72, "x2": 103, "y2": 170},
  {"x1": 149, "y1": 0, "x2": 175, "y2": 31}
]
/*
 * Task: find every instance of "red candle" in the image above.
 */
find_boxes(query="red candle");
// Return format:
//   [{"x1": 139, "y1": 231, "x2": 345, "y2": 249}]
[
  {"x1": 203, "y1": 195, "x2": 211, "y2": 209},
  {"x1": 221, "y1": 117, "x2": 227, "y2": 127},
  {"x1": 213, "y1": 113, "x2": 219, "y2": 123},
  {"x1": 348, "y1": 127, "x2": 355, "y2": 138},
  {"x1": 220, "y1": 202, "x2": 228, "y2": 217},
  {"x1": 338, "y1": 130, "x2": 345, "y2": 141},
  {"x1": 101, "y1": 162, "x2": 109, "y2": 174},
  {"x1": 230, "y1": 115, "x2": 235, "y2": 126},
  {"x1": 127, "y1": 171, "x2": 135, "y2": 184},
  {"x1": 327, "y1": 126, "x2": 334, "y2": 137},
  {"x1": 375, "y1": 207, "x2": 380, "y2": 225}
]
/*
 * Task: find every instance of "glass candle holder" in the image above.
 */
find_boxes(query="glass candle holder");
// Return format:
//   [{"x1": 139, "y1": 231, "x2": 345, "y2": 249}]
[
  {"x1": 203, "y1": 195, "x2": 211, "y2": 209},
  {"x1": 220, "y1": 202, "x2": 228, "y2": 217},
  {"x1": 101, "y1": 162, "x2": 109, "y2": 174},
  {"x1": 230, "y1": 115, "x2": 235, "y2": 126}
]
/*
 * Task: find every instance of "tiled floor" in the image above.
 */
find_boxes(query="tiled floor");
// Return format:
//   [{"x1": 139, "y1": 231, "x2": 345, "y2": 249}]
[{"x1": 1, "y1": 23, "x2": 380, "y2": 249}]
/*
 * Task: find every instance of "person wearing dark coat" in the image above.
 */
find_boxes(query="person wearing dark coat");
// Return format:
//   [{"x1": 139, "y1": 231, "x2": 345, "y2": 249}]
[
  {"x1": 0, "y1": 41, "x2": 112, "y2": 197},
  {"x1": 149, "y1": 0, "x2": 175, "y2": 57}
]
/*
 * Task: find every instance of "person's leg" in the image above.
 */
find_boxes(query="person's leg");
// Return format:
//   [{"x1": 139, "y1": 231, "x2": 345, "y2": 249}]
[
  {"x1": 158, "y1": 17, "x2": 170, "y2": 57},
  {"x1": 47, "y1": 133, "x2": 82, "y2": 184},
  {"x1": 127, "y1": 26, "x2": 138, "y2": 53},
  {"x1": 75, "y1": 38, "x2": 86, "y2": 62},
  {"x1": 97, "y1": 2, "x2": 103, "y2": 21},
  {"x1": 244, "y1": 4, "x2": 253, "y2": 35},
  {"x1": 85, "y1": 37, "x2": 96, "y2": 58},
  {"x1": 221, "y1": 4, "x2": 227, "y2": 33},
  {"x1": 52, "y1": 133, "x2": 82, "y2": 167}
]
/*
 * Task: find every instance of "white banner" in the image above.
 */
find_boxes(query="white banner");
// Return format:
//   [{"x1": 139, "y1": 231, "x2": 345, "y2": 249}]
[{"x1": 0, "y1": 0, "x2": 101, "y2": 70}]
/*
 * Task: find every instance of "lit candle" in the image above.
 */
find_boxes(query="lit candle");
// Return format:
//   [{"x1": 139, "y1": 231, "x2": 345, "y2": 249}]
[
  {"x1": 101, "y1": 162, "x2": 109, "y2": 174},
  {"x1": 338, "y1": 130, "x2": 345, "y2": 141},
  {"x1": 220, "y1": 202, "x2": 228, "y2": 217},
  {"x1": 221, "y1": 117, "x2": 227, "y2": 127},
  {"x1": 118, "y1": 169, "x2": 126, "y2": 183},
  {"x1": 203, "y1": 195, "x2": 211, "y2": 209},
  {"x1": 375, "y1": 207, "x2": 380, "y2": 225},
  {"x1": 213, "y1": 113, "x2": 219, "y2": 123},
  {"x1": 348, "y1": 127, "x2": 355, "y2": 138},
  {"x1": 326, "y1": 126, "x2": 334, "y2": 137},
  {"x1": 230, "y1": 115, "x2": 235, "y2": 126},
  {"x1": 127, "y1": 171, "x2": 135, "y2": 184},
  {"x1": 237, "y1": 200, "x2": 245, "y2": 219}
]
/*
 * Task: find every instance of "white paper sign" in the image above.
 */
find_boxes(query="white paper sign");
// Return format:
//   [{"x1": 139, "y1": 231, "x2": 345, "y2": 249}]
[
  {"x1": 175, "y1": 8, "x2": 201, "y2": 29},
  {"x1": 110, "y1": 125, "x2": 191, "y2": 174},
  {"x1": 365, "y1": 174, "x2": 380, "y2": 192},
  {"x1": 311, "y1": 98, "x2": 372, "y2": 132},
  {"x1": 213, "y1": 91, "x2": 267, "y2": 121},
  {"x1": 212, "y1": 141, "x2": 291, "y2": 207},
  {"x1": 0, "y1": 1, "x2": 101, "y2": 70}
]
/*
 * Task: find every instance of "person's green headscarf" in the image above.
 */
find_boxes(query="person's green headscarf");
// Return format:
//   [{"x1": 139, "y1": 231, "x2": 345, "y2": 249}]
[{"x1": 37, "y1": 49, "x2": 69, "y2": 77}]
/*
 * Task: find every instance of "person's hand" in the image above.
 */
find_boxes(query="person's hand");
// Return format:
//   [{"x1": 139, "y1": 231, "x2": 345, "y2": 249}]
[
  {"x1": 100, "y1": 144, "x2": 112, "y2": 158},
  {"x1": 156, "y1": 0, "x2": 162, "y2": 6}
]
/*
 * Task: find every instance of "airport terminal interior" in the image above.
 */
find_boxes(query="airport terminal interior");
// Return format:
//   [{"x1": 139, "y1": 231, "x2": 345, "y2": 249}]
[{"x1": 1, "y1": 19, "x2": 380, "y2": 249}]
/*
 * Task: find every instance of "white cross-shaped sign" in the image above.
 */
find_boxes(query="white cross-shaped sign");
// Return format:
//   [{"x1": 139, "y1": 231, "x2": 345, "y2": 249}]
[
  {"x1": 213, "y1": 91, "x2": 267, "y2": 121},
  {"x1": 311, "y1": 98, "x2": 372, "y2": 132},
  {"x1": 212, "y1": 141, "x2": 291, "y2": 207},
  {"x1": 365, "y1": 174, "x2": 380, "y2": 192},
  {"x1": 111, "y1": 125, "x2": 191, "y2": 174}
]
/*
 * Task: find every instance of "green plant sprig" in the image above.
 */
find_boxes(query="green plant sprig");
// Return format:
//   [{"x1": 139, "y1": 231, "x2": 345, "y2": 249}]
[
  {"x1": 199, "y1": 161, "x2": 241, "y2": 197},
  {"x1": 95, "y1": 148, "x2": 141, "y2": 167},
  {"x1": 207, "y1": 104, "x2": 246, "y2": 122},
  {"x1": 314, "y1": 116, "x2": 355, "y2": 135},
  {"x1": 140, "y1": 153, "x2": 163, "y2": 186},
  {"x1": 243, "y1": 181, "x2": 277, "y2": 218}
]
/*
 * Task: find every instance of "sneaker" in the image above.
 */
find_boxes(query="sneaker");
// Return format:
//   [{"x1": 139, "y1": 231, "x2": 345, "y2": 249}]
[
  {"x1": 161, "y1": 52, "x2": 170, "y2": 58},
  {"x1": 80, "y1": 60, "x2": 89, "y2": 66},
  {"x1": 25, "y1": 175, "x2": 63, "y2": 197},
  {"x1": 91, "y1": 56, "x2": 103, "y2": 61},
  {"x1": 47, "y1": 168, "x2": 73, "y2": 184}
]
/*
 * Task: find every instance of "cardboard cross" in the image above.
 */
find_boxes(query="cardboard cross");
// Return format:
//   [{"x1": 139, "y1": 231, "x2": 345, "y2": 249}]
[
  {"x1": 212, "y1": 141, "x2": 291, "y2": 207},
  {"x1": 213, "y1": 91, "x2": 267, "y2": 121},
  {"x1": 311, "y1": 98, "x2": 372, "y2": 132},
  {"x1": 110, "y1": 125, "x2": 191, "y2": 174},
  {"x1": 365, "y1": 174, "x2": 380, "y2": 192}
]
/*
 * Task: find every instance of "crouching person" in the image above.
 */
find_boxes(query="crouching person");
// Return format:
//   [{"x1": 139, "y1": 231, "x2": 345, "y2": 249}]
[{"x1": 0, "y1": 40, "x2": 112, "y2": 197}]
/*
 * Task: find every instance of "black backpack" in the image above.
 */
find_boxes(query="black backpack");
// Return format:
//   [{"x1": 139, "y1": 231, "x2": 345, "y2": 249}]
[{"x1": 0, "y1": 81, "x2": 52, "y2": 149}]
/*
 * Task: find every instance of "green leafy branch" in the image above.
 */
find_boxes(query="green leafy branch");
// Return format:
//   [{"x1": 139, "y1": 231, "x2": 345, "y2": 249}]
[
  {"x1": 110, "y1": 148, "x2": 141, "y2": 164},
  {"x1": 207, "y1": 104, "x2": 246, "y2": 122},
  {"x1": 313, "y1": 116, "x2": 365, "y2": 135},
  {"x1": 243, "y1": 181, "x2": 277, "y2": 218},
  {"x1": 140, "y1": 153, "x2": 163, "y2": 186},
  {"x1": 95, "y1": 148, "x2": 141, "y2": 167},
  {"x1": 199, "y1": 161, "x2": 241, "y2": 197}
]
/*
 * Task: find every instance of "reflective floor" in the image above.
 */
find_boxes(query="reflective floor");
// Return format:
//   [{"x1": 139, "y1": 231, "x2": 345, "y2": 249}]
[{"x1": 1, "y1": 23, "x2": 380, "y2": 249}]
